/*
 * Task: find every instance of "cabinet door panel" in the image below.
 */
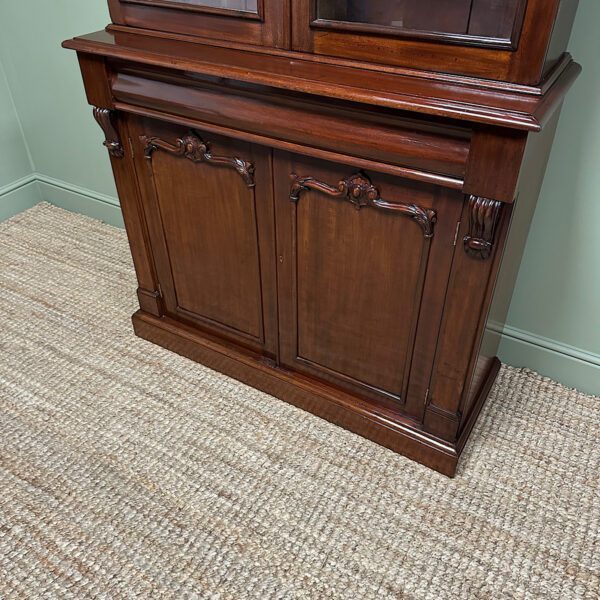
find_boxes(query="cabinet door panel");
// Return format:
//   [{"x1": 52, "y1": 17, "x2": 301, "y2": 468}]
[
  {"x1": 275, "y1": 152, "x2": 462, "y2": 414},
  {"x1": 296, "y1": 198, "x2": 423, "y2": 398},
  {"x1": 130, "y1": 117, "x2": 278, "y2": 356}
]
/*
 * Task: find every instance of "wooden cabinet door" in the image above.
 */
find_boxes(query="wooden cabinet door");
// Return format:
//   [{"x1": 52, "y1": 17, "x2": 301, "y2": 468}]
[
  {"x1": 129, "y1": 116, "x2": 278, "y2": 358},
  {"x1": 274, "y1": 152, "x2": 463, "y2": 418},
  {"x1": 291, "y1": 0, "x2": 532, "y2": 81},
  {"x1": 108, "y1": 0, "x2": 290, "y2": 49}
]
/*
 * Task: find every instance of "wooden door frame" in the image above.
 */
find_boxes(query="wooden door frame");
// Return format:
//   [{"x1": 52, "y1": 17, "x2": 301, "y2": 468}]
[
  {"x1": 291, "y1": 0, "x2": 565, "y2": 84},
  {"x1": 108, "y1": 0, "x2": 291, "y2": 49}
]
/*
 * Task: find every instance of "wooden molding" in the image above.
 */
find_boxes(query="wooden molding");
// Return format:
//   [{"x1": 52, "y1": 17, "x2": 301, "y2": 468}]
[
  {"x1": 64, "y1": 30, "x2": 581, "y2": 130},
  {"x1": 141, "y1": 131, "x2": 256, "y2": 187},
  {"x1": 290, "y1": 172, "x2": 437, "y2": 238},
  {"x1": 93, "y1": 107, "x2": 124, "y2": 158},
  {"x1": 463, "y1": 195, "x2": 503, "y2": 260}
]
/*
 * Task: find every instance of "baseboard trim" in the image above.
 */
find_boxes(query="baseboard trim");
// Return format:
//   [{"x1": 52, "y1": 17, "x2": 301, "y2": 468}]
[
  {"x1": 0, "y1": 174, "x2": 37, "y2": 198},
  {"x1": 35, "y1": 174, "x2": 123, "y2": 228},
  {"x1": 0, "y1": 173, "x2": 122, "y2": 227},
  {"x1": 492, "y1": 323, "x2": 600, "y2": 367},
  {"x1": 488, "y1": 322, "x2": 599, "y2": 396},
  {"x1": 0, "y1": 175, "x2": 43, "y2": 220}
]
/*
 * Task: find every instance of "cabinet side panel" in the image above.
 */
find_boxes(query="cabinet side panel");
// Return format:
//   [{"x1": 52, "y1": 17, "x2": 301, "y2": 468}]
[
  {"x1": 542, "y1": 0, "x2": 579, "y2": 78},
  {"x1": 425, "y1": 196, "x2": 511, "y2": 441},
  {"x1": 463, "y1": 111, "x2": 563, "y2": 418},
  {"x1": 77, "y1": 54, "x2": 162, "y2": 315}
]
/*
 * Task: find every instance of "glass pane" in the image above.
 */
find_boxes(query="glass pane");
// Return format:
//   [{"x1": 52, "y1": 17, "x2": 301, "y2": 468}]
[
  {"x1": 316, "y1": 0, "x2": 523, "y2": 41},
  {"x1": 151, "y1": 0, "x2": 258, "y2": 13}
]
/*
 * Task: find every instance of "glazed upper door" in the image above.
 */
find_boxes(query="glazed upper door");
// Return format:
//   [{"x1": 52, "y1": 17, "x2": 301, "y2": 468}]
[
  {"x1": 128, "y1": 116, "x2": 278, "y2": 358},
  {"x1": 311, "y1": 0, "x2": 527, "y2": 44},
  {"x1": 108, "y1": 0, "x2": 290, "y2": 48},
  {"x1": 290, "y1": 0, "x2": 564, "y2": 83},
  {"x1": 274, "y1": 152, "x2": 464, "y2": 419}
]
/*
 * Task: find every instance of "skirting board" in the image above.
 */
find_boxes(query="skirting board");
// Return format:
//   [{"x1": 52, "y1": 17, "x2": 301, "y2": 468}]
[
  {"x1": 2, "y1": 178, "x2": 598, "y2": 396},
  {"x1": 0, "y1": 175, "x2": 43, "y2": 220},
  {"x1": 36, "y1": 175, "x2": 124, "y2": 228},
  {"x1": 488, "y1": 323, "x2": 599, "y2": 396},
  {"x1": 0, "y1": 174, "x2": 122, "y2": 228}
]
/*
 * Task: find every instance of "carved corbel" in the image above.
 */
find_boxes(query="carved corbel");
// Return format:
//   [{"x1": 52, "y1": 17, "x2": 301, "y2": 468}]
[
  {"x1": 93, "y1": 107, "x2": 124, "y2": 158},
  {"x1": 140, "y1": 131, "x2": 255, "y2": 188},
  {"x1": 290, "y1": 172, "x2": 437, "y2": 238},
  {"x1": 463, "y1": 195, "x2": 503, "y2": 260}
]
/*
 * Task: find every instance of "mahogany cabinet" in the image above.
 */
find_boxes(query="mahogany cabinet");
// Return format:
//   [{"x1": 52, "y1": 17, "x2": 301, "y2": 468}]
[{"x1": 65, "y1": 0, "x2": 580, "y2": 476}]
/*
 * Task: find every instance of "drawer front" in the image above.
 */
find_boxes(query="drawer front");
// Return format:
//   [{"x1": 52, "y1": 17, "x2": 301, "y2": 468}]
[
  {"x1": 128, "y1": 115, "x2": 278, "y2": 356},
  {"x1": 274, "y1": 152, "x2": 463, "y2": 417},
  {"x1": 111, "y1": 69, "x2": 471, "y2": 184},
  {"x1": 108, "y1": 0, "x2": 289, "y2": 49}
]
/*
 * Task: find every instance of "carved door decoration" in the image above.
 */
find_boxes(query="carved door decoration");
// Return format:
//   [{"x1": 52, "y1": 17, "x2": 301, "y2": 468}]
[
  {"x1": 275, "y1": 152, "x2": 463, "y2": 415},
  {"x1": 129, "y1": 116, "x2": 279, "y2": 357},
  {"x1": 141, "y1": 131, "x2": 256, "y2": 187},
  {"x1": 93, "y1": 107, "x2": 124, "y2": 158},
  {"x1": 463, "y1": 195, "x2": 503, "y2": 260},
  {"x1": 290, "y1": 172, "x2": 437, "y2": 237}
]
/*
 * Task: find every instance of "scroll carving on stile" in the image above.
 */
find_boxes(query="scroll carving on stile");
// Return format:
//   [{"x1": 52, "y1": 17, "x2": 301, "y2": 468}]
[
  {"x1": 93, "y1": 108, "x2": 124, "y2": 158},
  {"x1": 290, "y1": 172, "x2": 437, "y2": 238},
  {"x1": 463, "y1": 195, "x2": 503, "y2": 260},
  {"x1": 140, "y1": 131, "x2": 256, "y2": 187}
]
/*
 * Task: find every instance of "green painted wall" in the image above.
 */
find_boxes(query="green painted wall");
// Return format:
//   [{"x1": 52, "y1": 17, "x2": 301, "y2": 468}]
[
  {"x1": 0, "y1": 1, "x2": 597, "y2": 394},
  {"x1": 0, "y1": 1, "x2": 116, "y2": 199},
  {"x1": 0, "y1": 59, "x2": 31, "y2": 187},
  {"x1": 0, "y1": 54, "x2": 40, "y2": 219},
  {"x1": 498, "y1": 3, "x2": 600, "y2": 394}
]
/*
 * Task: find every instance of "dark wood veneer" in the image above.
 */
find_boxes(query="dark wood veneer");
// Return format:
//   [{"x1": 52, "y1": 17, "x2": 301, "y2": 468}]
[{"x1": 68, "y1": 0, "x2": 579, "y2": 476}]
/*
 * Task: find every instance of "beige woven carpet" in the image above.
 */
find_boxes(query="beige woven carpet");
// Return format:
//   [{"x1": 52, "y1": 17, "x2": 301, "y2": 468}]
[{"x1": 0, "y1": 203, "x2": 598, "y2": 599}]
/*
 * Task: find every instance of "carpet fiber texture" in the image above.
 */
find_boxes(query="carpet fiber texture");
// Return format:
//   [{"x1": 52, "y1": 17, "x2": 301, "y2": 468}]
[{"x1": 0, "y1": 203, "x2": 598, "y2": 599}]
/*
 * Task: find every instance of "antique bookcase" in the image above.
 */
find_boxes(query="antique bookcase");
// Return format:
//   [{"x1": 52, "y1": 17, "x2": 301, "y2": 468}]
[{"x1": 64, "y1": 0, "x2": 580, "y2": 476}]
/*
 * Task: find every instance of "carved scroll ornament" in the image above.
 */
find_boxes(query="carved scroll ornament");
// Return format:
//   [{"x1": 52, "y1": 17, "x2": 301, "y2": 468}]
[
  {"x1": 290, "y1": 172, "x2": 437, "y2": 238},
  {"x1": 93, "y1": 107, "x2": 124, "y2": 158},
  {"x1": 141, "y1": 131, "x2": 255, "y2": 187},
  {"x1": 463, "y1": 195, "x2": 503, "y2": 260}
]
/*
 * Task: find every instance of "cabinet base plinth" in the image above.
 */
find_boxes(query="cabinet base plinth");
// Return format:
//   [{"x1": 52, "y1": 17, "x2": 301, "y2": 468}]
[{"x1": 132, "y1": 311, "x2": 500, "y2": 477}]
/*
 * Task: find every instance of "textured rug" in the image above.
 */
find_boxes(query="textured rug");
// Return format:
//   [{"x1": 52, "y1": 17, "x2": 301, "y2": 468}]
[{"x1": 0, "y1": 203, "x2": 598, "y2": 599}]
